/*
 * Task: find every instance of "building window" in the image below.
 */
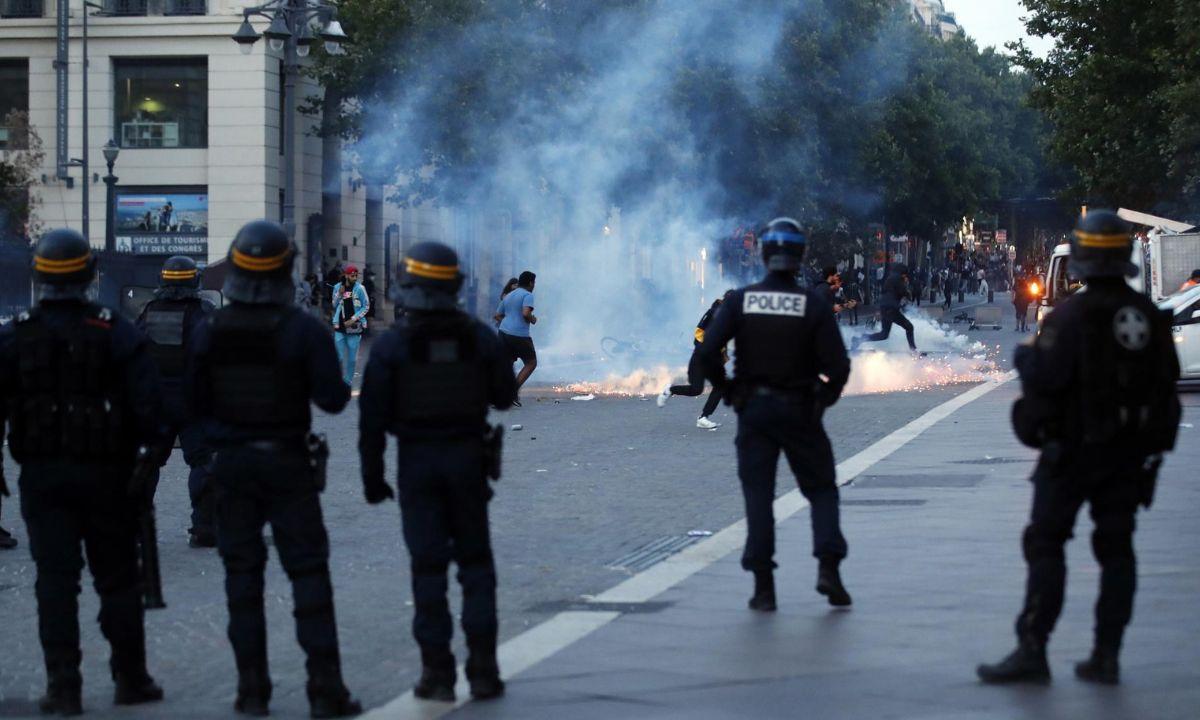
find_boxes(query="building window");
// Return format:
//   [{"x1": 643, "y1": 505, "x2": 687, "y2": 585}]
[
  {"x1": 0, "y1": 59, "x2": 29, "y2": 150},
  {"x1": 0, "y1": 0, "x2": 43, "y2": 18},
  {"x1": 114, "y1": 57, "x2": 207, "y2": 149}
]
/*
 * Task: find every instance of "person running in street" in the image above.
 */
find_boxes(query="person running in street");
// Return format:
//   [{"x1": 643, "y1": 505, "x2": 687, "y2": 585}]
[
  {"x1": 657, "y1": 292, "x2": 731, "y2": 429},
  {"x1": 853, "y1": 263, "x2": 918, "y2": 353},
  {"x1": 493, "y1": 271, "x2": 537, "y2": 404}
]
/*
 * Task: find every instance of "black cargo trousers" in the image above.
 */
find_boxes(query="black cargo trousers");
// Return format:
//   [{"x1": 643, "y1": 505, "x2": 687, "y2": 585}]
[
  {"x1": 18, "y1": 461, "x2": 147, "y2": 689},
  {"x1": 735, "y1": 394, "x2": 848, "y2": 572},
  {"x1": 211, "y1": 442, "x2": 343, "y2": 683},
  {"x1": 1016, "y1": 454, "x2": 1141, "y2": 652},
  {"x1": 395, "y1": 439, "x2": 498, "y2": 654}
]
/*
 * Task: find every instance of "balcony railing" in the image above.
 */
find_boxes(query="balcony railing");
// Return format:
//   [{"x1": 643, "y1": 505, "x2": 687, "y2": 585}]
[
  {"x1": 102, "y1": 0, "x2": 148, "y2": 15},
  {"x1": 0, "y1": 0, "x2": 43, "y2": 18},
  {"x1": 164, "y1": 0, "x2": 205, "y2": 15}
]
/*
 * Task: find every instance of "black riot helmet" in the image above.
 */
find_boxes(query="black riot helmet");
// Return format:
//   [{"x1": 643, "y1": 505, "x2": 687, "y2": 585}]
[
  {"x1": 396, "y1": 242, "x2": 464, "y2": 312},
  {"x1": 32, "y1": 228, "x2": 97, "y2": 302},
  {"x1": 1069, "y1": 209, "x2": 1135, "y2": 279},
  {"x1": 760, "y1": 217, "x2": 807, "y2": 273},
  {"x1": 223, "y1": 220, "x2": 296, "y2": 305},
  {"x1": 159, "y1": 255, "x2": 200, "y2": 289}
]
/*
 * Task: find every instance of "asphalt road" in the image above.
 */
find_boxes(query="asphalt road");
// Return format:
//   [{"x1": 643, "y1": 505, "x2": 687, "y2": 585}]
[{"x1": 0, "y1": 296, "x2": 1021, "y2": 719}]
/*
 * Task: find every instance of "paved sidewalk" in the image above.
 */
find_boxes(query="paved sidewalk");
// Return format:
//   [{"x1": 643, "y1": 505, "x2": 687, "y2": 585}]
[{"x1": 446, "y1": 381, "x2": 1200, "y2": 720}]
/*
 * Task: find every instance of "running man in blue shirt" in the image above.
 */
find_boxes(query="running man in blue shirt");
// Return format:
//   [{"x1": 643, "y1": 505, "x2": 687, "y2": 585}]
[{"x1": 493, "y1": 271, "x2": 538, "y2": 404}]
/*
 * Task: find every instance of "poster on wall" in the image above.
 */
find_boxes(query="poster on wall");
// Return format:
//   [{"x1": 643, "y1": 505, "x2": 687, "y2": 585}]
[{"x1": 114, "y1": 189, "x2": 208, "y2": 255}]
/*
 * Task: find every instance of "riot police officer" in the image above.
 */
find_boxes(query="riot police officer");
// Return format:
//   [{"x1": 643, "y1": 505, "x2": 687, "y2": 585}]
[
  {"x1": 978, "y1": 210, "x2": 1181, "y2": 685},
  {"x1": 698, "y1": 217, "x2": 852, "y2": 612},
  {"x1": 0, "y1": 229, "x2": 166, "y2": 714},
  {"x1": 186, "y1": 220, "x2": 361, "y2": 717},
  {"x1": 135, "y1": 255, "x2": 217, "y2": 547},
  {"x1": 358, "y1": 242, "x2": 517, "y2": 702}
]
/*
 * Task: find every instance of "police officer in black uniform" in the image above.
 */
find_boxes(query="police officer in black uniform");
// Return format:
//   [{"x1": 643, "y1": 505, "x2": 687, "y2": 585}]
[
  {"x1": 978, "y1": 210, "x2": 1181, "y2": 685},
  {"x1": 135, "y1": 255, "x2": 218, "y2": 547},
  {"x1": 698, "y1": 217, "x2": 852, "y2": 611},
  {"x1": 0, "y1": 229, "x2": 166, "y2": 715},
  {"x1": 186, "y1": 220, "x2": 361, "y2": 717},
  {"x1": 358, "y1": 242, "x2": 516, "y2": 702}
]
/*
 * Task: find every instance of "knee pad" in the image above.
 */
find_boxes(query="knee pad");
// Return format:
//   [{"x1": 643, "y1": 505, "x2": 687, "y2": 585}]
[
  {"x1": 411, "y1": 555, "x2": 451, "y2": 578},
  {"x1": 1092, "y1": 518, "x2": 1134, "y2": 563},
  {"x1": 1022, "y1": 525, "x2": 1066, "y2": 564}
]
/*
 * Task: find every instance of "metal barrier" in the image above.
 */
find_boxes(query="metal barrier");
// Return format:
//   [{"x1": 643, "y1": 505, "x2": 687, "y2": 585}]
[{"x1": 970, "y1": 306, "x2": 1003, "y2": 330}]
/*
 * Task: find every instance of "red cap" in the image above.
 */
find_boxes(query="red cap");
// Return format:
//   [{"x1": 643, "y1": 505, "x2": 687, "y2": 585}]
[{"x1": 344, "y1": 264, "x2": 359, "y2": 274}]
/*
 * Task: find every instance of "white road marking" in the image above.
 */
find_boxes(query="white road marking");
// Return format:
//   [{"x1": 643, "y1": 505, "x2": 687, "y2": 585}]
[
  {"x1": 359, "y1": 612, "x2": 619, "y2": 719},
  {"x1": 363, "y1": 371, "x2": 1015, "y2": 718}
]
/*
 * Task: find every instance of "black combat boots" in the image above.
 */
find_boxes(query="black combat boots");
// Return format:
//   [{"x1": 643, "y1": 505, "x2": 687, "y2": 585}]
[
  {"x1": 466, "y1": 637, "x2": 505, "y2": 701},
  {"x1": 413, "y1": 648, "x2": 456, "y2": 702},
  {"x1": 748, "y1": 570, "x2": 777, "y2": 612},
  {"x1": 38, "y1": 677, "x2": 83, "y2": 716},
  {"x1": 307, "y1": 660, "x2": 362, "y2": 718},
  {"x1": 39, "y1": 655, "x2": 83, "y2": 716},
  {"x1": 816, "y1": 559, "x2": 852, "y2": 607},
  {"x1": 976, "y1": 638, "x2": 1051, "y2": 684},
  {"x1": 112, "y1": 670, "x2": 164, "y2": 705},
  {"x1": 234, "y1": 663, "x2": 272, "y2": 717},
  {"x1": 1075, "y1": 647, "x2": 1120, "y2": 685}
]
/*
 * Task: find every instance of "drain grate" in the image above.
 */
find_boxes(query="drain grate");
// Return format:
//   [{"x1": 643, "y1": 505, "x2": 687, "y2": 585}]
[
  {"x1": 952, "y1": 457, "x2": 1033, "y2": 465},
  {"x1": 854, "y1": 474, "x2": 984, "y2": 488},
  {"x1": 607, "y1": 535, "x2": 700, "y2": 572},
  {"x1": 842, "y1": 499, "x2": 927, "y2": 507}
]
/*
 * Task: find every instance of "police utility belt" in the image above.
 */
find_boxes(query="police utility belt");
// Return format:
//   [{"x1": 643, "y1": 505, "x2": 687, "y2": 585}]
[{"x1": 222, "y1": 433, "x2": 330, "y2": 492}]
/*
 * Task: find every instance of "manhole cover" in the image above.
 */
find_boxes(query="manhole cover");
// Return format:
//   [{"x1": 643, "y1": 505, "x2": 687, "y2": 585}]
[
  {"x1": 952, "y1": 457, "x2": 1033, "y2": 465},
  {"x1": 854, "y1": 474, "x2": 984, "y2": 488},
  {"x1": 842, "y1": 499, "x2": 927, "y2": 506},
  {"x1": 607, "y1": 535, "x2": 700, "y2": 572}
]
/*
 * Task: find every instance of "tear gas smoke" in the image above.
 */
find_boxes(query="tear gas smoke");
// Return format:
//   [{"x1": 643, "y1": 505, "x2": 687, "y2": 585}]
[{"x1": 357, "y1": 1, "x2": 917, "y2": 385}]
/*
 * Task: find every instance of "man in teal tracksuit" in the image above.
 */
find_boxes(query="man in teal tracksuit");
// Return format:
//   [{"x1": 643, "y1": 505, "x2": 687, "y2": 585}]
[{"x1": 331, "y1": 264, "x2": 370, "y2": 385}]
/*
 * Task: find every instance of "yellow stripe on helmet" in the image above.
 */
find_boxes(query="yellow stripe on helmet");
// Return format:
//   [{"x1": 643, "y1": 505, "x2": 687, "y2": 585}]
[
  {"x1": 161, "y1": 269, "x2": 198, "y2": 279},
  {"x1": 1073, "y1": 231, "x2": 1130, "y2": 248},
  {"x1": 405, "y1": 257, "x2": 459, "y2": 280},
  {"x1": 34, "y1": 252, "x2": 91, "y2": 274},
  {"x1": 231, "y1": 246, "x2": 291, "y2": 272}
]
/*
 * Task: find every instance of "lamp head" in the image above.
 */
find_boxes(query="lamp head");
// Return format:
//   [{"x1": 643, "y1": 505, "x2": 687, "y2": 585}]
[
  {"x1": 264, "y1": 12, "x2": 292, "y2": 52},
  {"x1": 101, "y1": 138, "x2": 119, "y2": 165},
  {"x1": 320, "y1": 18, "x2": 348, "y2": 53},
  {"x1": 232, "y1": 17, "x2": 261, "y2": 54}
]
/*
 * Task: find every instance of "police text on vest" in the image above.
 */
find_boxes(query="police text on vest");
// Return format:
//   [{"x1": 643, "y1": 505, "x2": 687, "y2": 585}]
[{"x1": 743, "y1": 291, "x2": 807, "y2": 317}]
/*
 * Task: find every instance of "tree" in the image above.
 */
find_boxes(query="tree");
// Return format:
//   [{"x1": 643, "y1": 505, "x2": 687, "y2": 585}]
[
  {"x1": 308, "y1": 0, "x2": 1054, "y2": 241},
  {"x1": 0, "y1": 110, "x2": 44, "y2": 241},
  {"x1": 1014, "y1": 0, "x2": 1199, "y2": 217}
]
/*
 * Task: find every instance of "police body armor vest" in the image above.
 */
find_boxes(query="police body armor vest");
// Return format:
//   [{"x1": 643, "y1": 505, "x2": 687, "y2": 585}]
[
  {"x1": 1077, "y1": 291, "x2": 1178, "y2": 454},
  {"x1": 392, "y1": 315, "x2": 488, "y2": 432},
  {"x1": 142, "y1": 298, "x2": 200, "y2": 381},
  {"x1": 8, "y1": 305, "x2": 130, "y2": 461},
  {"x1": 206, "y1": 305, "x2": 310, "y2": 435},
  {"x1": 735, "y1": 284, "x2": 815, "y2": 392}
]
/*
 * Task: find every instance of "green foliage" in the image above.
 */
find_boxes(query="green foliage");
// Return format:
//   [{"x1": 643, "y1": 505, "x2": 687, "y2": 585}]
[
  {"x1": 0, "y1": 110, "x2": 44, "y2": 239},
  {"x1": 1014, "y1": 0, "x2": 1200, "y2": 217},
  {"x1": 309, "y1": 0, "x2": 1055, "y2": 237}
]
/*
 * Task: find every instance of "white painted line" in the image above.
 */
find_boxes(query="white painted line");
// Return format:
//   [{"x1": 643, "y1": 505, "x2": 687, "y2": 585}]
[
  {"x1": 595, "y1": 371, "x2": 1015, "y2": 603},
  {"x1": 359, "y1": 611, "x2": 620, "y2": 720},
  {"x1": 362, "y1": 371, "x2": 1015, "y2": 718}
]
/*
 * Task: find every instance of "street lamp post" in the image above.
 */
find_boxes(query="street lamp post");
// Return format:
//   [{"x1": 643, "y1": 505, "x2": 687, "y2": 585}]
[
  {"x1": 231, "y1": 0, "x2": 348, "y2": 267},
  {"x1": 102, "y1": 139, "x2": 119, "y2": 253}
]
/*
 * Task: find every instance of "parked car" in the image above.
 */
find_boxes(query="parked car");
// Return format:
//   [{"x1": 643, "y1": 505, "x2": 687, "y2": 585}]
[{"x1": 1160, "y1": 284, "x2": 1200, "y2": 382}]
